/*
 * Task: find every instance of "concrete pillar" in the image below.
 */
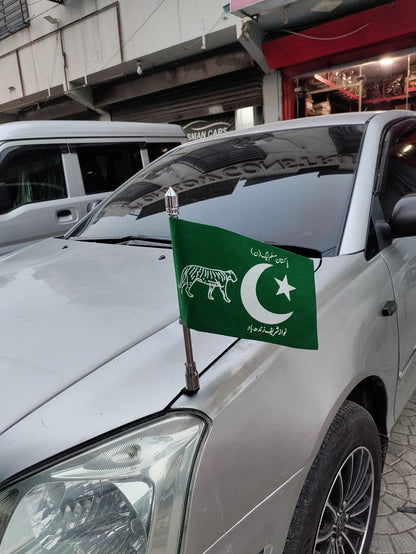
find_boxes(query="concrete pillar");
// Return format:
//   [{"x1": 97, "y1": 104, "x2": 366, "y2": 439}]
[{"x1": 262, "y1": 71, "x2": 283, "y2": 123}]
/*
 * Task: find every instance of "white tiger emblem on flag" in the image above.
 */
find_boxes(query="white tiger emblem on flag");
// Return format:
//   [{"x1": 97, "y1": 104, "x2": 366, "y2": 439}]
[{"x1": 179, "y1": 265, "x2": 237, "y2": 303}]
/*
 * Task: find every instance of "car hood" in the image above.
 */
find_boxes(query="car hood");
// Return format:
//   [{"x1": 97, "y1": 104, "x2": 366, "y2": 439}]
[{"x1": 0, "y1": 238, "x2": 235, "y2": 437}]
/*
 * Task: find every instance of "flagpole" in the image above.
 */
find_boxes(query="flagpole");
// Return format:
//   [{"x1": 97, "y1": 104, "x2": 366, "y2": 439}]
[{"x1": 165, "y1": 187, "x2": 200, "y2": 394}]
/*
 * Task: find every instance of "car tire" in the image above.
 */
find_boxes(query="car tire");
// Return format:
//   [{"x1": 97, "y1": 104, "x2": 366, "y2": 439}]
[{"x1": 283, "y1": 400, "x2": 382, "y2": 554}]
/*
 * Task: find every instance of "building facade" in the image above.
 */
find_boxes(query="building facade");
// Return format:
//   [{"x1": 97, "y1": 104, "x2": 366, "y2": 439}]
[
  {"x1": 0, "y1": 0, "x2": 269, "y2": 132},
  {"x1": 0, "y1": 0, "x2": 414, "y2": 132}
]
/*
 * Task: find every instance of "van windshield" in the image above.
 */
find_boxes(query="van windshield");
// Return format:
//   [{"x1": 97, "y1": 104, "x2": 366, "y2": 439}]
[{"x1": 68, "y1": 124, "x2": 364, "y2": 257}]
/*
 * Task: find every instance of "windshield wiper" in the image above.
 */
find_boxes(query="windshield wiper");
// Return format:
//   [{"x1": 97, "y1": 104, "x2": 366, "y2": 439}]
[{"x1": 71, "y1": 235, "x2": 172, "y2": 247}]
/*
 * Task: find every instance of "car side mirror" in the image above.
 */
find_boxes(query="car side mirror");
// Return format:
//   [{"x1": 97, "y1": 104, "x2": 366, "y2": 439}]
[
  {"x1": 390, "y1": 193, "x2": 416, "y2": 237},
  {"x1": 0, "y1": 184, "x2": 12, "y2": 214}
]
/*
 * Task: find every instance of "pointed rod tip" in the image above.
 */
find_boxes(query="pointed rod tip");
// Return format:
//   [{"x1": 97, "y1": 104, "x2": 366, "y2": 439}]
[
  {"x1": 165, "y1": 187, "x2": 179, "y2": 217},
  {"x1": 166, "y1": 186, "x2": 177, "y2": 197}
]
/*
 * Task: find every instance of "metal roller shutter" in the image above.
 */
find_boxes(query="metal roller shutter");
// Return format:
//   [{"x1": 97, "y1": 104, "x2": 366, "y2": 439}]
[{"x1": 111, "y1": 67, "x2": 263, "y2": 124}]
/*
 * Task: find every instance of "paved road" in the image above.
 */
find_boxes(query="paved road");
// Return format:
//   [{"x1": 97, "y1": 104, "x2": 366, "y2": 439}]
[{"x1": 371, "y1": 390, "x2": 416, "y2": 553}]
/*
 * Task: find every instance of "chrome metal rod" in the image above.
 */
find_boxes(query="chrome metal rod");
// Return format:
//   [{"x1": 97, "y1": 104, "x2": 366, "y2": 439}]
[
  {"x1": 181, "y1": 320, "x2": 200, "y2": 393},
  {"x1": 165, "y1": 187, "x2": 200, "y2": 394}
]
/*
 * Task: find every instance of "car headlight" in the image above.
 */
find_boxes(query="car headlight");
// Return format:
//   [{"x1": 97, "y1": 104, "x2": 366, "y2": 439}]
[{"x1": 0, "y1": 413, "x2": 206, "y2": 553}]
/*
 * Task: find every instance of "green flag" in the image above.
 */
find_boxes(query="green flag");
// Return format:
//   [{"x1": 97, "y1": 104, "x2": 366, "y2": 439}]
[{"x1": 169, "y1": 218, "x2": 318, "y2": 350}]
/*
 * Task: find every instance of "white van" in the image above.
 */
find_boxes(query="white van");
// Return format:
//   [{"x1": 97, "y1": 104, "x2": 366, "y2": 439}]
[{"x1": 0, "y1": 120, "x2": 185, "y2": 255}]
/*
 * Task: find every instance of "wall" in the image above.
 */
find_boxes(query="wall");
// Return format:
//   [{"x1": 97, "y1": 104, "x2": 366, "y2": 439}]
[{"x1": 0, "y1": 0, "x2": 242, "y2": 114}]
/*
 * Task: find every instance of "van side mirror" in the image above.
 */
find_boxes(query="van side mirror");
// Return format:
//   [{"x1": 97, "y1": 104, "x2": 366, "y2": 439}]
[
  {"x1": 0, "y1": 184, "x2": 12, "y2": 214},
  {"x1": 390, "y1": 193, "x2": 416, "y2": 237}
]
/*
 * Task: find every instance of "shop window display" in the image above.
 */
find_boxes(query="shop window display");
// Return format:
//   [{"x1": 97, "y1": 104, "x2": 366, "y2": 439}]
[{"x1": 293, "y1": 53, "x2": 416, "y2": 118}]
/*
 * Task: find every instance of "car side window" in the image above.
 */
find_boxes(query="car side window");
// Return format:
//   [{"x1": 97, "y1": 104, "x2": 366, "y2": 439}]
[
  {"x1": 73, "y1": 143, "x2": 143, "y2": 195},
  {"x1": 367, "y1": 121, "x2": 416, "y2": 259},
  {"x1": 0, "y1": 145, "x2": 67, "y2": 214},
  {"x1": 379, "y1": 127, "x2": 416, "y2": 221}
]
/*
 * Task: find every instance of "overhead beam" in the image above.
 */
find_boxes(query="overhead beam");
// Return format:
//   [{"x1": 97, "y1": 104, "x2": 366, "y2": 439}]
[
  {"x1": 237, "y1": 18, "x2": 270, "y2": 73},
  {"x1": 65, "y1": 84, "x2": 108, "y2": 117}
]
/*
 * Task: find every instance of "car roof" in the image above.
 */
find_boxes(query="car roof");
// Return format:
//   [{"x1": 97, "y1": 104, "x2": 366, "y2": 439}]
[
  {"x1": 0, "y1": 120, "x2": 185, "y2": 141},
  {"x1": 183, "y1": 110, "x2": 416, "y2": 146}
]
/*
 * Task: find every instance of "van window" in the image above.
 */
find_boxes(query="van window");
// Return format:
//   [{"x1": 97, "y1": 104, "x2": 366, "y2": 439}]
[
  {"x1": 74, "y1": 143, "x2": 143, "y2": 195},
  {"x1": 0, "y1": 145, "x2": 66, "y2": 212},
  {"x1": 147, "y1": 142, "x2": 182, "y2": 163}
]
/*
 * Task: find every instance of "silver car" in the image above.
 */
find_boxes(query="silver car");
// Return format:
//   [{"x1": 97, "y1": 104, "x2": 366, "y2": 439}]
[{"x1": 1, "y1": 110, "x2": 416, "y2": 553}]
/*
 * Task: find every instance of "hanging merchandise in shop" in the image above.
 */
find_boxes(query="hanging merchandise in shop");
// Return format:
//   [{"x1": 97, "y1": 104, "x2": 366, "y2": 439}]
[{"x1": 292, "y1": 53, "x2": 416, "y2": 119}]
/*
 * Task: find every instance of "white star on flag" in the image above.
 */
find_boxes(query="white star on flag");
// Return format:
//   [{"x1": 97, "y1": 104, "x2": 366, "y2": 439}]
[{"x1": 275, "y1": 275, "x2": 296, "y2": 301}]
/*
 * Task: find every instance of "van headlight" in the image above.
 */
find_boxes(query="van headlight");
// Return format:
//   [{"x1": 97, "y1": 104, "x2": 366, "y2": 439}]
[{"x1": 0, "y1": 413, "x2": 205, "y2": 553}]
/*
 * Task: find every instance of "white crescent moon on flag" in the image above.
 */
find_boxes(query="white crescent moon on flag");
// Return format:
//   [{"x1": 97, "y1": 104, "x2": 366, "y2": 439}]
[{"x1": 240, "y1": 263, "x2": 293, "y2": 324}]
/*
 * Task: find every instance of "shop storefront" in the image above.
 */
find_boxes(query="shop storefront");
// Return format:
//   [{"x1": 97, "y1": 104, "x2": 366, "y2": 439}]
[
  {"x1": 261, "y1": 0, "x2": 416, "y2": 119},
  {"x1": 290, "y1": 53, "x2": 416, "y2": 119}
]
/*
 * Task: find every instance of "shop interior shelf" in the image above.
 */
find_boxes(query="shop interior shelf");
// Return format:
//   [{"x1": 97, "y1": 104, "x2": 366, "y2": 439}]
[{"x1": 362, "y1": 87, "x2": 416, "y2": 105}]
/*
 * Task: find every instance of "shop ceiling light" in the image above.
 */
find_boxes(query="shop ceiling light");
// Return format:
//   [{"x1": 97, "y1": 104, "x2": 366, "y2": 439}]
[
  {"x1": 380, "y1": 58, "x2": 393, "y2": 66},
  {"x1": 311, "y1": 0, "x2": 342, "y2": 12}
]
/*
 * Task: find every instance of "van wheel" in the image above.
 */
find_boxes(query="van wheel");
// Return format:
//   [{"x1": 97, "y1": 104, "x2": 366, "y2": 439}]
[{"x1": 283, "y1": 400, "x2": 382, "y2": 554}]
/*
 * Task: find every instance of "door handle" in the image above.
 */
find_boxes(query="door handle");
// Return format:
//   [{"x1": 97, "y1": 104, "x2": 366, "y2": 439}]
[
  {"x1": 382, "y1": 300, "x2": 397, "y2": 316},
  {"x1": 56, "y1": 209, "x2": 78, "y2": 224}
]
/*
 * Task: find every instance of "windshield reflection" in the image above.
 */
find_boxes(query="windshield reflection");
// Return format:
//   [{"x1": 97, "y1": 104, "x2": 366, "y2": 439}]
[{"x1": 68, "y1": 124, "x2": 364, "y2": 257}]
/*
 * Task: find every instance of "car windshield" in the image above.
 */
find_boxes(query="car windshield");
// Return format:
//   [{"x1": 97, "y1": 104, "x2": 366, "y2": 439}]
[{"x1": 68, "y1": 124, "x2": 365, "y2": 256}]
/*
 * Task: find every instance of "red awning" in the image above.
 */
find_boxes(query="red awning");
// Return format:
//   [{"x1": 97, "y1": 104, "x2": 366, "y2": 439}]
[{"x1": 263, "y1": 0, "x2": 416, "y2": 77}]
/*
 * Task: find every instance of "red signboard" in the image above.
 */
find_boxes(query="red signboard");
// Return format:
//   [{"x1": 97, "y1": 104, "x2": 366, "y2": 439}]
[{"x1": 263, "y1": 0, "x2": 416, "y2": 77}]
